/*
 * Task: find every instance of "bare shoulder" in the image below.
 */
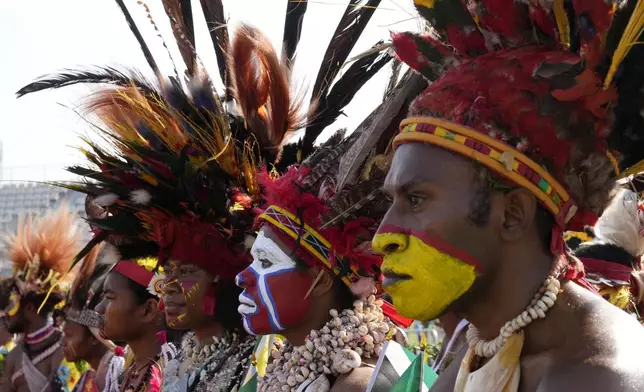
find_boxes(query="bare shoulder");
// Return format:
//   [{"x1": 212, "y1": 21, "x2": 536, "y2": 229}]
[
  {"x1": 331, "y1": 364, "x2": 378, "y2": 392},
  {"x1": 540, "y1": 292, "x2": 644, "y2": 391},
  {"x1": 539, "y1": 360, "x2": 644, "y2": 392}
]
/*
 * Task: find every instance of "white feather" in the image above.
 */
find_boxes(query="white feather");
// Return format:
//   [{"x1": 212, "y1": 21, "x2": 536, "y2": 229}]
[
  {"x1": 594, "y1": 189, "x2": 644, "y2": 257},
  {"x1": 94, "y1": 193, "x2": 119, "y2": 207},
  {"x1": 130, "y1": 189, "x2": 152, "y2": 205}
]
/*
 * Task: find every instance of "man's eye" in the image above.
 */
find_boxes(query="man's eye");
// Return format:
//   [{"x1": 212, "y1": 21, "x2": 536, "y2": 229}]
[
  {"x1": 260, "y1": 259, "x2": 273, "y2": 269},
  {"x1": 408, "y1": 194, "x2": 424, "y2": 207}
]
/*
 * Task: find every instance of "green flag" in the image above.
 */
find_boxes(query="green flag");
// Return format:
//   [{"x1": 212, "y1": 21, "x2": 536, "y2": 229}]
[
  {"x1": 238, "y1": 373, "x2": 258, "y2": 392},
  {"x1": 366, "y1": 341, "x2": 438, "y2": 392}
]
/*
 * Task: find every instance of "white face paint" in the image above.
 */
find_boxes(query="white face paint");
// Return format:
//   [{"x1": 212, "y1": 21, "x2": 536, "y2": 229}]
[{"x1": 235, "y1": 228, "x2": 314, "y2": 335}]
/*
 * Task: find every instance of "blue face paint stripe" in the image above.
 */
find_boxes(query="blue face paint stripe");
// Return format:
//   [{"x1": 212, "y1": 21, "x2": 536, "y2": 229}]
[{"x1": 242, "y1": 316, "x2": 255, "y2": 335}]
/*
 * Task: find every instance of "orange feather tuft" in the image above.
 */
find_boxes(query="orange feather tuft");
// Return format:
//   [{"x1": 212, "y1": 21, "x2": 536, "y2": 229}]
[{"x1": 229, "y1": 24, "x2": 307, "y2": 163}]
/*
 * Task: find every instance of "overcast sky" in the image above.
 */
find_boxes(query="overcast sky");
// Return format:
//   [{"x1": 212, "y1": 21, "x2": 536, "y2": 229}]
[{"x1": 0, "y1": 0, "x2": 419, "y2": 183}]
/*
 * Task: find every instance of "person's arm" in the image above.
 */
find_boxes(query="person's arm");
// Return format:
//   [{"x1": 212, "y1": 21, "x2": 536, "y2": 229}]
[{"x1": 0, "y1": 350, "x2": 17, "y2": 392}]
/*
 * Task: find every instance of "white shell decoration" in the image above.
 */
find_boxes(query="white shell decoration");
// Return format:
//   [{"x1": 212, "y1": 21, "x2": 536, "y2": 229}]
[{"x1": 259, "y1": 298, "x2": 393, "y2": 392}]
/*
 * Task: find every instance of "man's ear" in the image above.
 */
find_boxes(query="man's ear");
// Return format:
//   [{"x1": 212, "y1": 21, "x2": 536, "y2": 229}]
[
  {"x1": 501, "y1": 188, "x2": 538, "y2": 242},
  {"x1": 307, "y1": 267, "x2": 334, "y2": 298},
  {"x1": 141, "y1": 298, "x2": 160, "y2": 323}
]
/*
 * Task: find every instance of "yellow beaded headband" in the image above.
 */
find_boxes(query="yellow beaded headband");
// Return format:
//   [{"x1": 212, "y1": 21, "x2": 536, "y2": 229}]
[
  {"x1": 394, "y1": 117, "x2": 578, "y2": 227},
  {"x1": 257, "y1": 205, "x2": 361, "y2": 286}
]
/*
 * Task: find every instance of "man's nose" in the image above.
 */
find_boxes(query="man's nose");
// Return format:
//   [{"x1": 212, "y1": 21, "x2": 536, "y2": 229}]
[
  {"x1": 94, "y1": 300, "x2": 106, "y2": 315},
  {"x1": 372, "y1": 232, "x2": 409, "y2": 255},
  {"x1": 235, "y1": 268, "x2": 256, "y2": 289},
  {"x1": 163, "y1": 278, "x2": 181, "y2": 295}
]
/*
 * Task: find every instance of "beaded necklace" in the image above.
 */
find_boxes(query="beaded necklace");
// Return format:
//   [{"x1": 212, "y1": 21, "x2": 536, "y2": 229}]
[
  {"x1": 260, "y1": 296, "x2": 394, "y2": 392},
  {"x1": 466, "y1": 275, "x2": 561, "y2": 358},
  {"x1": 25, "y1": 321, "x2": 56, "y2": 345},
  {"x1": 163, "y1": 331, "x2": 256, "y2": 392},
  {"x1": 121, "y1": 354, "x2": 161, "y2": 392}
]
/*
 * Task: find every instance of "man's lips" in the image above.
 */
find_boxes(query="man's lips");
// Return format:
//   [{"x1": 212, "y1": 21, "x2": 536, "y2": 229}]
[
  {"x1": 164, "y1": 298, "x2": 186, "y2": 316},
  {"x1": 237, "y1": 293, "x2": 257, "y2": 314},
  {"x1": 382, "y1": 271, "x2": 412, "y2": 288}
]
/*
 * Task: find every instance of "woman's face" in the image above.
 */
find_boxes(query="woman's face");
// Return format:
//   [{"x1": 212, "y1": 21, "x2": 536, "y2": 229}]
[
  {"x1": 235, "y1": 227, "x2": 314, "y2": 335},
  {"x1": 162, "y1": 261, "x2": 214, "y2": 330},
  {"x1": 62, "y1": 319, "x2": 94, "y2": 362},
  {"x1": 95, "y1": 272, "x2": 155, "y2": 342}
]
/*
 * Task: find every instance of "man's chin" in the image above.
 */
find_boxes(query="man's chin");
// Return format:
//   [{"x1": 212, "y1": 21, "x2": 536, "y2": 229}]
[
  {"x1": 8, "y1": 326, "x2": 23, "y2": 335},
  {"x1": 388, "y1": 284, "x2": 451, "y2": 321}
]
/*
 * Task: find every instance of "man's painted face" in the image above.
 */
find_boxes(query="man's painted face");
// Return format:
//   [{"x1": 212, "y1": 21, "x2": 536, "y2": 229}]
[
  {"x1": 373, "y1": 143, "x2": 496, "y2": 321},
  {"x1": 236, "y1": 228, "x2": 314, "y2": 335},
  {"x1": 62, "y1": 318, "x2": 94, "y2": 362},
  {"x1": 162, "y1": 260, "x2": 213, "y2": 330},
  {"x1": 5, "y1": 289, "x2": 24, "y2": 334}
]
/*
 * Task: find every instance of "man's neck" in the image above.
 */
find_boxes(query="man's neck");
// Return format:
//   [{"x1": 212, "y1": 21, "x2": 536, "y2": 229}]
[
  {"x1": 86, "y1": 344, "x2": 109, "y2": 371},
  {"x1": 283, "y1": 297, "x2": 338, "y2": 346},
  {"x1": 24, "y1": 316, "x2": 50, "y2": 335},
  {"x1": 463, "y1": 249, "x2": 552, "y2": 340},
  {"x1": 192, "y1": 321, "x2": 225, "y2": 346},
  {"x1": 128, "y1": 331, "x2": 161, "y2": 367}
]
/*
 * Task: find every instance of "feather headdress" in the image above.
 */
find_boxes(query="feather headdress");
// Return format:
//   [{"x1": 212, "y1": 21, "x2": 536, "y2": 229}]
[
  {"x1": 16, "y1": 1, "x2": 395, "y2": 278},
  {"x1": 4, "y1": 204, "x2": 81, "y2": 299},
  {"x1": 65, "y1": 245, "x2": 110, "y2": 329},
  {"x1": 387, "y1": 0, "x2": 644, "y2": 250}
]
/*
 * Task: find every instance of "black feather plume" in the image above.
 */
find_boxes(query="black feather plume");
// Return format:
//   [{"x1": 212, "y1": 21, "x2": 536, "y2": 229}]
[
  {"x1": 305, "y1": 42, "x2": 391, "y2": 147},
  {"x1": 199, "y1": 0, "x2": 231, "y2": 94},
  {"x1": 114, "y1": 0, "x2": 160, "y2": 76},
  {"x1": 302, "y1": 0, "x2": 382, "y2": 156},
  {"x1": 283, "y1": 0, "x2": 308, "y2": 67},
  {"x1": 16, "y1": 67, "x2": 157, "y2": 98}
]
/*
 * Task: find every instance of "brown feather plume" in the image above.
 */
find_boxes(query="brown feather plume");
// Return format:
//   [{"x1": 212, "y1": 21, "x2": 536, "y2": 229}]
[
  {"x1": 5, "y1": 204, "x2": 81, "y2": 276},
  {"x1": 230, "y1": 24, "x2": 307, "y2": 164},
  {"x1": 162, "y1": 0, "x2": 197, "y2": 75}
]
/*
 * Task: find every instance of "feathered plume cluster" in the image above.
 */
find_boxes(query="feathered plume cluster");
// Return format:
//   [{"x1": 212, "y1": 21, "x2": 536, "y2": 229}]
[
  {"x1": 390, "y1": 0, "x2": 644, "y2": 228},
  {"x1": 4, "y1": 204, "x2": 81, "y2": 294},
  {"x1": 16, "y1": 0, "x2": 399, "y2": 277},
  {"x1": 56, "y1": 73, "x2": 263, "y2": 276}
]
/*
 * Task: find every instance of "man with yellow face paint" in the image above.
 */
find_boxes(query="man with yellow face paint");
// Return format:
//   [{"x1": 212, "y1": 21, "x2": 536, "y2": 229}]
[{"x1": 372, "y1": 1, "x2": 644, "y2": 391}]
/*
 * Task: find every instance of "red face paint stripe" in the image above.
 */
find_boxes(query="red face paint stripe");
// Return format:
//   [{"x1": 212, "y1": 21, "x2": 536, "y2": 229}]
[{"x1": 376, "y1": 224, "x2": 484, "y2": 271}]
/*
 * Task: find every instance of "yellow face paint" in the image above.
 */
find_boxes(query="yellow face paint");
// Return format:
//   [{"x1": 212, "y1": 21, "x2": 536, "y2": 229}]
[
  {"x1": 373, "y1": 228, "x2": 478, "y2": 321},
  {"x1": 7, "y1": 291, "x2": 20, "y2": 317}
]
